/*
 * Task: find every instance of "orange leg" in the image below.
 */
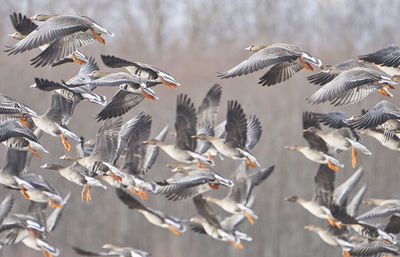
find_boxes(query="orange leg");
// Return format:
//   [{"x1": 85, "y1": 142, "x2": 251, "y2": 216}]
[
  {"x1": 242, "y1": 210, "x2": 255, "y2": 225},
  {"x1": 299, "y1": 56, "x2": 314, "y2": 71},
  {"x1": 197, "y1": 158, "x2": 207, "y2": 169},
  {"x1": 86, "y1": 186, "x2": 92, "y2": 202},
  {"x1": 60, "y1": 134, "x2": 71, "y2": 152},
  {"x1": 159, "y1": 77, "x2": 178, "y2": 89},
  {"x1": 381, "y1": 83, "x2": 395, "y2": 89},
  {"x1": 27, "y1": 145, "x2": 43, "y2": 158},
  {"x1": 19, "y1": 186, "x2": 30, "y2": 200},
  {"x1": 108, "y1": 170, "x2": 122, "y2": 182},
  {"x1": 81, "y1": 184, "x2": 87, "y2": 202},
  {"x1": 41, "y1": 248, "x2": 54, "y2": 257},
  {"x1": 141, "y1": 88, "x2": 156, "y2": 100},
  {"x1": 89, "y1": 27, "x2": 105, "y2": 44},
  {"x1": 327, "y1": 216, "x2": 335, "y2": 227},
  {"x1": 342, "y1": 250, "x2": 351, "y2": 257},
  {"x1": 351, "y1": 147, "x2": 357, "y2": 168},
  {"x1": 19, "y1": 114, "x2": 30, "y2": 128},
  {"x1": 378, "y1": 88, "x2": 392, "y2": 97},
  {"x1": 72, "y1": 53, "x2": 87, "y2": 65},
  {"x1": 208, "y1": 183, "x2": 219, "y2": 190},
  {"x1": 48, "y1": 198, "x2": 63, "y2": 209},
  {"x1": 245, "y1": 156, "x2": 257, "y2": 168},
  {"x1": 139, "y1": 187, "x2": 148, "y2": 200},
  {"x1": 327, "y1": 160, "x2": 339, "y2": 172},
  {"x1": 227, "y1": 239, "x2": 243, "y2": 249},
  {"x1": 28, "y1": 229, "x2": 40, "y2": 238},
  {"x1": 167, "y1": 225, "x2": 181, "y2": 235}
]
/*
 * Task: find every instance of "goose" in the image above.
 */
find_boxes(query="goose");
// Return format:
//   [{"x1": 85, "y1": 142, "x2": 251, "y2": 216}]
[
  {"x1": 0, "y1": 119, "x2": 47, "y2": 158},
  {"x1": 190, "y1": 195, "x2": 247, "y2": 248},
  {"x1": 193, "y1": 100, "x2": 261, "y2": 168},
  {"x1": 360, "y1": 127, "x2": 400, "y2": 151},
  {"x1": 202, "y1": 163, "x2": 274, "y2": 224},
  {"x1": 13, "y1": 173, "x2": 64, "y2": 209},
  {"x1": 307, "y1": 59, "x2": 366, "y2": 86},
  {"x1": 357, "y1": 199, "x2": 400, "y2": 220},
  {"x1": 40, "y1": 163, "x2": 106, "y2": 202},
  {"x1": 73, "y1": 244, "x2": 150, "y2": 257},
  {"x1": 306, "y1": 67, "x2": 397, "y2": 106},
  {"x1": 304, "y1": 225, "x2": 354, "y2": 255},
  {"x1": 7, "y1": 12, "x2": 87, "y2": 67},
  {"x1": 347, "y1": 239, "x2": 400, "y2": 256},
  {"x1": 352, "y1": 100, "x2": 400, "y2": 141},
  {"x1": 0, "y1": 149, "x2": 27, "y2": 189},
  {"x1": 5, "y1": 13, "x2": 113, "y2": 67},
  {"x1": 304, "y1": 127, "x2": 371, "y2": 168},
  {"x1": 311, "y1": 111, "x2": 361, "y2": 141},
  {"x1": 31, "y1": 93, "x2": 80, "y2": 152},
  {"x1": 101, "y1": 54, "x2": 181, "y2": 88},
  {"x1": 0, "y1": 94, "x2": 37, "y2": 128},
  {"x1": 154, "y1": 167, "x2": 233, "y2": 200},
  {"x1": 286, "y1": 166, "x2": 365, "y2": 229},
  {"x1": 285, "y1": 111, "x2": 342, "y2": 171},
  {"x1": 59, "y1": 118, "x2": 124, "y2": 182},
  {"x1": 31, "y1": 57, "x2": 106, "y2": 106},
  {"x1": 99, "y1": 113, "x2": 163, "y2": 200},
  {"x1": 116, "y1": 188, "x2": 186, "y2": 235},
  {"x1": 144, "y1": 94, "x2": 212, "y2": 168},
  {"x1": 359, "y1": 44, "x2": 400, "y2": 76},
  {"x1": 218, "y1": 43, "x2": 323, "y2": 86}
]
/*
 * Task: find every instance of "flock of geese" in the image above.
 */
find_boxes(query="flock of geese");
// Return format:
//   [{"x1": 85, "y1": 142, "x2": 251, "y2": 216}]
[{"x1": 0, "y1": 12, "x2": 400, "y2": 257}]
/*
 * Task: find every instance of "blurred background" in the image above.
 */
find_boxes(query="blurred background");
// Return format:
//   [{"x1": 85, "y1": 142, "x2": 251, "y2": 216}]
[{"x1": 0, "y1": 0, "x2": 399, "y2": 256}]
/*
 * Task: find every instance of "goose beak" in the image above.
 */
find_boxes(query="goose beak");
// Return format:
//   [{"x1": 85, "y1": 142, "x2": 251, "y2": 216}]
[{"x1": 244, "y1": 46, "x2": 251, "y2": 51}]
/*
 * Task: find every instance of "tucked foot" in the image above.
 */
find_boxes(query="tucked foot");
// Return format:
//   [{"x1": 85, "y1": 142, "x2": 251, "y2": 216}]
[
  {"x1": 208, "y1": 183, "x2": 219, "y2": 190},
  {"x1": 48, "y1": 198, "x2": 63, "y2": 209},
  {"x1": 19, "y1": 114, "x2": 30, "y2": 128},
  {"x1": 41, "y1": 248, "x2": 54, "y2": 257},
  {"x1": 351, "y1": 147, "x2": 357, "y2": 168},
  {"x1": 27, "y1": 229, "x2": 40, "y2": 238},
  {"x1": 159, "y1": 77, "x2": 178, "y2": 89},
  {"x1": 167, "y1": 225, "x2": 181, "y2": 235},
  {"x1": 197, "y1": 158, "x2": 207, "y2": 169},
  {"x1": 299, "y1": 56, "x2": 314, "y2": 71},
  {"x1": 90, "y1": 27, "x2": 105, "y2": 44},
  {"x1": 108, "y1": 170, "x2": 123, "y2": 182},
  {"x1": 141, "y1": 88, "x2": 156, "y2": 100},
  {"x1": 342, "y1": 250, "x2": 351, "y2": 257},
  {"x1": 28, "y1": 145, "x2": 43, "y2": 158},
  {"x1": 245, "y1": 156, "x2": 257, "y2": 168},
  {"x1": 72, "y1": 53, "x2": 87, "y2": 65},
  {"x1": 242, "y1": 210, "x2": 255, "y2": 225},
  {"x1": 60, "y1": 134, "x2": 71, "y2": 152},
  {"x1": 327, "y1": 160, "x2": 339, "y2": 172},
  {"x1": 20, "y1": 186, "x2": 30, "y2": 200},
  {"x1": 378, "y1": 88, "x2": 392, "y2": 97}
]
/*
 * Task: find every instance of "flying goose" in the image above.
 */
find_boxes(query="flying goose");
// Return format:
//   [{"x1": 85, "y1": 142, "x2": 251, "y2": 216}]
[
  {"x1": 7, "y1": 12, "x2": 87, "y2": 67},
  {"x1": 31, "y1": 93, "x2": 80, "y2": 152},
  {"x1": 306, "y1": 67, "x2": 397, "y2": 106},
  {"x1": 307, "y1": 59, "x2": 366, "y2": 86},
  {"x1": 116, "y1": 188, "x2": 186, "y2": 235},
  {"x1": 101, "y1": 54, "x2": 181, "y2": 88},
  {"x1": 203, "y1": 163, "x2": 274, "y2": 224},
  {"x1": 5, "y1": 13, "x2": 113, "y2": 67},
  {"x1": 193, "y1": 100, "x2": 261, "y2": 168},
  {"x1": 144, "y1": 94, "x2": 212, "y2": 168},
  {"x1": 73, "y1": 244, "x2": 150, "y2": 257},
  {"x1": 218, "y1": 43, "x2": 323, "y2": 86}
]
